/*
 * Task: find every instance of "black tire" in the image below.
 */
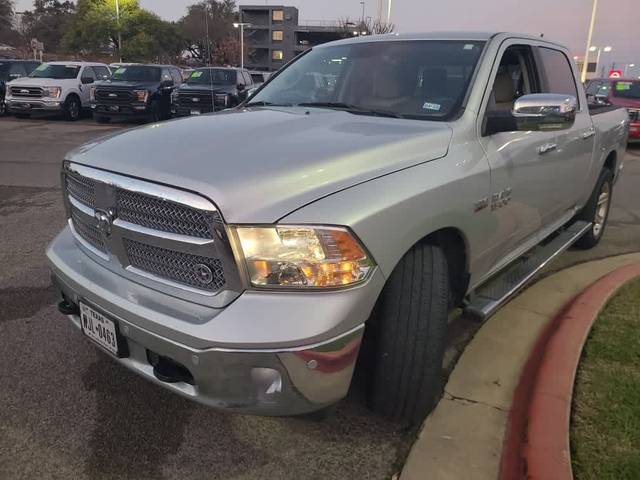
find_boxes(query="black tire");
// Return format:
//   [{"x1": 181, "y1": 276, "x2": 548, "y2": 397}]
[
  {"x1": 63, "y1": 95, "x2": 81, "y2": 121},
  {"x1": 0, "y1": 100, "x2": 6, "y2": 116},
  {"x1": 574, "y1": 168, "x2": 614, "y2": 250},
  {"x1": 368, "y1": 242, "x2": 450, "y2": 424},
  {"x1": 94, "y1": 115, "x2": 111, "y2": 124},
  {"x1": 148, "y1": 100, "x2": 161, "y2": 122}
]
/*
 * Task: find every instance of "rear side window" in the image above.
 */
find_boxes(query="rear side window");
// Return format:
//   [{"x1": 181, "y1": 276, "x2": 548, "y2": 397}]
[{"x1": 538, "y1": 47, "x2": 579, "y2": 100}]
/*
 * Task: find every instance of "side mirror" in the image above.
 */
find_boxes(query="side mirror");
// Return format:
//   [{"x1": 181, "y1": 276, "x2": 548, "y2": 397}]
[
  {"x1": 81, "y1": 77, "x2": 94, "y2": 84},
  {"x1": 161, "y1": 79, "x2": 174, "y2": 89},
  {"x1": 594, "y1": 93, "x2": 610, "y2": 105},
  {"x1": 512, "y1": 93, "x2": 577, "y2": 131},
  {"x1": 237, "y1": 83, "x2": 245, "y2": 91}
]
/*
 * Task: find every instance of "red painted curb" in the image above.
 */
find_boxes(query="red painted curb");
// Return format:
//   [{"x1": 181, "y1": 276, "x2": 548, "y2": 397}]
[{"x1": 499, "y1": 261, "x2": 640, "y2": 480}]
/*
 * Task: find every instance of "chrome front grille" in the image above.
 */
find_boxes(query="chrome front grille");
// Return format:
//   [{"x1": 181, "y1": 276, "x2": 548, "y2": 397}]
[
  {"x1": 124, "y1": 239, "x2": 226, "y2": 291},
  {"x1": 95, "y1": 89, "x2": 134, "y2": 103},
  {"x1": 66, "y1": 170, "x2": 96, "y2": 207},
  {"x1": 62, "y1": 163, "x2": 241, "y2": 298},
  {"x1": 116, "y1": 189, "x2": 220, "y2": 239},
  {"x1": 71, "y1": 208, "x2": 105, "y2": 253},
  {"x1": 10, "y1": 86, "x2": 43, "y2": 98}
]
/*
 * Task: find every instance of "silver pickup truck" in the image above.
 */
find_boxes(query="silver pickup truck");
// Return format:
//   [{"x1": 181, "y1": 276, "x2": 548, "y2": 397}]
[{"x1": 47, "y1": 32, "x2": 629, "y2": 423}]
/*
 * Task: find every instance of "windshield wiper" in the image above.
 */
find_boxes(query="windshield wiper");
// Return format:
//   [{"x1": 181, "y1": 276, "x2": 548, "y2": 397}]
[
  {"x1": 245, "y1": 101, "x2": 293, "y2": 107},
  {"x1": 297, "y1": 102, "x2": 404, "y2": 119}
]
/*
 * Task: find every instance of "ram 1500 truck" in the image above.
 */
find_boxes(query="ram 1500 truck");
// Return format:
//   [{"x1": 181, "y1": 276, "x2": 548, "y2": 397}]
[{"x1": 47, "y1": 32, "x2": 629, "y2": 423}]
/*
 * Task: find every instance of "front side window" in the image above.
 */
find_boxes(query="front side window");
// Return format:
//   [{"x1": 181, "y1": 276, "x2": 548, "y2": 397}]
[
  {"x1": 185, "y1": 68, "x2": 237, "y2": 85},
  {"x1": 111, "y1": 66, "x2": 161, "y2": 82},
  {"x1": 30, "y1": 64, "x2": 80, "y2": 79},
  {"x1": 93, "y1": 66, "x2": 111, "y2": 80},
  {"x1": 250, "y1": 40, "x2": 485, "y2": 120},
  {"x1": 538, "y1": 47, "x2": 579, "y2": 100},
  {"x1": 612, "y1": 80, "x2": 640, "y2": 100},
  {"x1": 82, "y1": 67, "x2": 97, "y2": 81},
  {"x1": 7, "y1": 62, "x2": 27, "y2": 79}
]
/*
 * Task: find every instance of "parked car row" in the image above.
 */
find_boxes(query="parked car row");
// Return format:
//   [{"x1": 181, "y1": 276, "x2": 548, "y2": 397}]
[
  {"x1": 1, "y1": 59, "x2": 272, "y2": 123},
  {"x1": 585, "y1": 77, "x2": 640, "y2": 141}
]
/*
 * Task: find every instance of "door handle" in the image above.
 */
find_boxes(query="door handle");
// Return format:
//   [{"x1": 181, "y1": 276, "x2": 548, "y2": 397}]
[
  {"x1": 582, "y1": 128, "x2": 596, "y2": 139},
  {"x1": 537, "y1": 143, "x2": 557, "y2": 155}
]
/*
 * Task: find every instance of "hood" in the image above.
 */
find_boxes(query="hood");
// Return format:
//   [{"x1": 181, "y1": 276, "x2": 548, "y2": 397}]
[
  {"x1": 179, "y1": 83, "x2": 236, "y2": 94},
  {"x1": 96, "y1": 80, "x2": 158, "y2": 90},
  {"x1": 67, "y1": 107, "x2": 453, "y2": 223},
  {"x1": 7, "y1": 76, "x2": 76, "y2": 86}
]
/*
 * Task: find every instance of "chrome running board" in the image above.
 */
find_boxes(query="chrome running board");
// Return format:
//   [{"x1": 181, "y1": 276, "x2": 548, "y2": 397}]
[{"x1": 465, "y1": 221, "x2": 592, "y2": 320}]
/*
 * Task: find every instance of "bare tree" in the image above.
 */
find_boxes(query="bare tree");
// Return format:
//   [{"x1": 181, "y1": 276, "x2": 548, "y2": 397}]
[{"x1": 338, "y1": 16, "x2": 395, "y2": 37}]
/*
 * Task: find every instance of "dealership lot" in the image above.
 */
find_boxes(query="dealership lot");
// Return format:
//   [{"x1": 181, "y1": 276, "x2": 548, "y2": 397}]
[{"x1": 1, "y1": 115, "x2": 639, "y2": 479}]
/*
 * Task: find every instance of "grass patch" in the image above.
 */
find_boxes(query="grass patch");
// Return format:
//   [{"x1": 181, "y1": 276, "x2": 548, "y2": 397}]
[{"x1": 571, "y1": 278, "x2": 640, "y2": 480}]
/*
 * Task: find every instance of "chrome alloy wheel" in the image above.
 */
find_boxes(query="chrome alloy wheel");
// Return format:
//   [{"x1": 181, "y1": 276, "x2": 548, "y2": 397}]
[{"x1": 593, "y1": 181, "x2": 611, "y2": 238}]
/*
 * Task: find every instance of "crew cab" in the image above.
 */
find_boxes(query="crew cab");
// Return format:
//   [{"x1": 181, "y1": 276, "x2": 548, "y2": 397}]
[
  {"x1": 47, "y1": 32, "x2": 629, "y2": 423},
  {"x1": 172, "y1": 67, "x2": 254, "y2": 116},
  {"x1": 0, "y1": 59, "x2": 40, "y2": 116},
  {"x1": 91, "y1": 64, "x2": 183, "y2": 123},
  {"x1": 585, "y1": 77, "x2": 640, "y2": 141},
  {"x1": 5, "y1": 61, "x2": 110, "y2": 120}
]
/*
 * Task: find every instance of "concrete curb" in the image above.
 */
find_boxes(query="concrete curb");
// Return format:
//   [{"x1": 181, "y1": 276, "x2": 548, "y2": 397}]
[
  {"x1": 400, "y1": 252, "x2": 640, "y2": 480},
  {"x1": 501, "y1": 261, "x2": 640, "y2": 480}
]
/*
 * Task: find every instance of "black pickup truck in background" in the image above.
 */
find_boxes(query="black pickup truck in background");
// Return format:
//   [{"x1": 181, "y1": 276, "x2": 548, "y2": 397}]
[
  {"x1": 172, "y1": 67, "x2": 254, "y2": 117},
  {"x1": 0, "y1": 59, "x2": 41, "y2": 116},
  {"x1": 91, "y1": 64, "x2": 183, "y2": 123}
]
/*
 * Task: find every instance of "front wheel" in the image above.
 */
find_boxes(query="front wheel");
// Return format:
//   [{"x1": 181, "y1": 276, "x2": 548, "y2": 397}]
[
  {"x1": 575, "y1": 168, "x2": 613, "y2": 250},
  {"x1": 63, "y1": 96, "x2": 81, "y2": 121},
  {"x1": 367, "y1": 242, "x2": 450, "y2": 424},
  {"x1": 148, "y1": 100, "x2": 161, "y2": 123},
  {"x1": 0, "y1": 100, "x2": 6, "y2": 116}
]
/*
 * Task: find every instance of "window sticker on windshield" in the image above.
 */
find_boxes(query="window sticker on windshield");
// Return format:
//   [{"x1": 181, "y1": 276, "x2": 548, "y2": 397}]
[
  {"x1": 463, "y1": 44, "x2": 475, "y2": 50},
  {"x1": 616, "y1": 82, "x2": 632, "y2": 91},
  {"x1": 423, "y1": 102, "x2": 441, "y2": 111},
  {"x1": 191, "y1": 71, "x2": 203, "y2": 78},
  {"x1": 35, "y1": 64, "x2": 47, "y2": 71},
  {"x1": 114, "y1": 68, "x2": 126, "y2": 74}
]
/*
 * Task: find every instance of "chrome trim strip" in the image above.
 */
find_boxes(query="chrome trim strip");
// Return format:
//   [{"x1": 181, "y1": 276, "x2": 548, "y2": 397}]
[
  {"x1": 68, "y1": 194, "x2": 95, "y2": 216},
  {"x1": 113, "y1": 219, "x2": 213, "y2": 246},
  {"x1": 125, "y1": 265, "x2": 220, "y2": 297},
  {"x1": 68, "y1": 162, "x2": 218, "y2": 213}
]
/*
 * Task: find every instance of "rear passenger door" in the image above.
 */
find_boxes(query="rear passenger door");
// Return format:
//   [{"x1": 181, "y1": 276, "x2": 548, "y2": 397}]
[{"x1": 536, "y1": 47, "x2": 595, "y2": 215}]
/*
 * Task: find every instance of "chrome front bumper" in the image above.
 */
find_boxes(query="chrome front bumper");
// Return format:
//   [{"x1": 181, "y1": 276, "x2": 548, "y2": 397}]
[
  {"x1": 7, "y1": 98, "x2": 63, "y2": 112},
  {"x1": 47, "y1": 227, "x2": 383, "y2": 415}
]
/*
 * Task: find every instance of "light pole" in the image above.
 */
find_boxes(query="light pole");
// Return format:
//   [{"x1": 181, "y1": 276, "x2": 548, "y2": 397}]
[
  {"x1": 233, "y1": 22, "x2": 252, "y2": 69},
  {"x1": 581, "y1": 0, "x2": 598, "y2": 83},
  {"x1": 623, "y1": 63, "x2": 636, "y2": 77},
  {"x1": 115, "y1": 0, "x2": 122, "y2": 62},
  {"x1": 387, "y1": 0, "x2": 392, "y2": 24},
  {"x1": 360, "y1": 1, "x2": 365, "y2": 25},
  {"x1": 590, "y1": 45, "x2": 612, "y2": 77}
]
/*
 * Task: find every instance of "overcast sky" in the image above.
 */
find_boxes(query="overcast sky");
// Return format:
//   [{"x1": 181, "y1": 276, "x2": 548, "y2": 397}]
[{"x1": 15, "y1": 0, "x2": 639, "y2": 70}]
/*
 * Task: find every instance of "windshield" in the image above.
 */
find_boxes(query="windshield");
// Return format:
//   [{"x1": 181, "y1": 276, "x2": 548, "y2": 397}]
[
  {"x1": 249, "y1": 40, "x2": 485, "y2": 119},
  {"x1": 30, "y1": 64, "x2": 80, "y2": 79},
  {"x1": 110, "y1": 66, "x2": 161, "y2": 82},
  {"x1": 186, "y1": 69, "x2": 237, "y2": 85},
  {"x1": 612, "y1": 81, "x2": 640, "y2": 100}
]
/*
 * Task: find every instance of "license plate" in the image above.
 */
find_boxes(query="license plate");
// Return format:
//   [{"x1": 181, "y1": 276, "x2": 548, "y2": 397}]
[
  {"x1": 79, "y1": 302, "x2": 121, "y2": 356},
  {"x1": 190, "y1": 109, "x2": 201, "y2": 115},
  {"x1": 109, "y1": 105, "x2": 120, "y2": 112}
]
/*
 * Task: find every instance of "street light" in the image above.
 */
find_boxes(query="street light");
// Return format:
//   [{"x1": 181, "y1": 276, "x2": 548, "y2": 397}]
[
  {"x1": 115, "y1": 0, "x2": 122, "y2": 62},
  {"x1": 233, "y1": 22, "x2": 252, "y2": 69},
  {"x1": 589, "y1": 45, "x2": 612, "y2": 78}
]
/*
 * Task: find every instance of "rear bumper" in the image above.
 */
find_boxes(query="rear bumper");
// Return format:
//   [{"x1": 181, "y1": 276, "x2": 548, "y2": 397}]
[{"x1": 47, "y1": 227, "x2": 382, "y2": 415}]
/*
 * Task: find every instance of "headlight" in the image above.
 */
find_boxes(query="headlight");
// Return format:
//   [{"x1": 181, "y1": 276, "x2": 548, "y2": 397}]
[
  {"x1": 214, "y1": 93, "x2": 229, "y2": 107},
  {"x1": 133, "y1": 89, "x2": 149, "y2": 103},
  {"x1": 234, "y1": 226, "x2": 374, "y2": 288},
  {"x1": 89, "y1": 86, "x2": 96, "y2": 102},
  {"x1": 43, "y1": 86, "x2": 61, "y2": 99}
]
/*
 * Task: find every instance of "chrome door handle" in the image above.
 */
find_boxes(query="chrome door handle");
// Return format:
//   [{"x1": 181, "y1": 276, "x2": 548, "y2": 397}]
[
  {"x1": 537, "y1": 143, "x2": 557, "y2": 155},
  {"x1": 582, "y1": 128, "x2": 596, "y2": 139}
]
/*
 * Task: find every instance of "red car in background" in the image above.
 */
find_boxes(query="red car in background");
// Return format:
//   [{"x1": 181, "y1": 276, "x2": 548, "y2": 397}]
[{"x1": 586, "y1": 78, "x2": 640, "y2": 141}]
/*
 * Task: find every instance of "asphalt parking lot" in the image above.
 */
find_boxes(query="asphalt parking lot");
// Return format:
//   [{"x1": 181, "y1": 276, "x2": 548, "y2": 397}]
[{"x1": 1, "y1": 115, "x2": 639, "y2": 480}]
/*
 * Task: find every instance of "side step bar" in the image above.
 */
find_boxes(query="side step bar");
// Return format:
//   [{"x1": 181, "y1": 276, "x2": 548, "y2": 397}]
[{"x1": 464, "y1": 220, "x2": 592, "y2": 320}]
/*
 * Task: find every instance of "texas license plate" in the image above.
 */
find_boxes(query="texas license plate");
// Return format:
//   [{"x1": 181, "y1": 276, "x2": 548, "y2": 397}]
[
  {"x1": 79, "y1": 302, "x2": 121, "y2": 356},
  {"x1": 190, "y1": 109, "x2": 201, "y2": 115}
]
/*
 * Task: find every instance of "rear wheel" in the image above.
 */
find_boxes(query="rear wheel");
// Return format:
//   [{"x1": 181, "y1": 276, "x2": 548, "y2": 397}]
[
  {"x1": 368, "y1": 242, "x2": 450, "y2": 424},
  {"x1": 575, "y1": 168, "x2": 613, "y2": 250},
  {"x1": 63, "y1": 95, "x2": 81, "y2": 121}
]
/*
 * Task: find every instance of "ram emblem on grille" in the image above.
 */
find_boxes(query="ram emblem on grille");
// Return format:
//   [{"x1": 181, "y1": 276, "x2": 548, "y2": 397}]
[{"x1": 95, "y1": 209, "x2": 114, "y2": 237}]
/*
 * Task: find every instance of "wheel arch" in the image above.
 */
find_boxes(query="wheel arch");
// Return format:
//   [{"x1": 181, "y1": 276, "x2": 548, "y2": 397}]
[{"x1": 603, "y1": 150, "x2": 617, "y2": 174}]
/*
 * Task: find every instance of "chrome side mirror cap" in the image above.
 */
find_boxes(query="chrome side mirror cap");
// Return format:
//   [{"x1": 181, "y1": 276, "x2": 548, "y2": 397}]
[{"x1": 512, "y1": 93, "x2": 578, "y2": 131}]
